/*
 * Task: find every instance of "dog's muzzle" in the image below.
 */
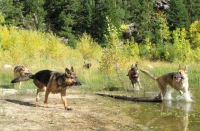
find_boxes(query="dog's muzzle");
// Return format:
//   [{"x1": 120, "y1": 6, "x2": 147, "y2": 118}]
[
  {"x1": 132, "y1": 73, "x2": 139, "y2": 78},
  {"x1": 174, "y1": 72, "x2": 183, "y2": 82},
  {"x1": 74, "y1": 81, "x2": 82, "y2": 86},
  {"x1": 25, "y1": 73, "x2": 32, "y2": 76}
]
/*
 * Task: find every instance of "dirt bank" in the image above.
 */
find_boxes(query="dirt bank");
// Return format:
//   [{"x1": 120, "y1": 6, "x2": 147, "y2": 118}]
[{"x1": 0, "y1": 87, "x2": 144, "y2": 131}]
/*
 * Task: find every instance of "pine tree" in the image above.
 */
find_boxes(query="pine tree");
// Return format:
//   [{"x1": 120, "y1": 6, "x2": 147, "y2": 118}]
[
  {"x1": 0, "y1": 0, "x2": 23, "y2": 26},
  {"x1": 23, "y1": 0, "x2": 46, "y2": 30},
  {"x1": 44, "y1": 0, "x2": 81, "y2": 47},
  {"x1": 183, "y1": 0, "x2": 200, "y2": 23},
  {"x1": 166, "y1": 0, "x2": 189, "y2": 30},
  {"x1": 120, "y1": 0, "x2": 157, "y2": 43}
]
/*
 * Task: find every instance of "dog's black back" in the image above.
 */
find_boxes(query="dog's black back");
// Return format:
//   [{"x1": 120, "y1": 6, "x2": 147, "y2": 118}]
[
  {"x1": 31, "y1": 70, "x2": 52, "y2": 86},
  {"x1": 32, "y1": 69, "x2": 82, "y2": 86}
]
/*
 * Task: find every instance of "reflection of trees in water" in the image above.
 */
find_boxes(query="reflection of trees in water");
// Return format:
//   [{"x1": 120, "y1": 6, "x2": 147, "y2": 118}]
[{"x1": 160, "y1": 101, "x2": 192, "y2": 131}]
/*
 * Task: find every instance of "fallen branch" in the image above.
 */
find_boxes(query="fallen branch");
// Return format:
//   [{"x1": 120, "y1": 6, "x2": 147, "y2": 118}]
[{"x1": 96, "y1": 92, "x2": 163, "y2": 102}]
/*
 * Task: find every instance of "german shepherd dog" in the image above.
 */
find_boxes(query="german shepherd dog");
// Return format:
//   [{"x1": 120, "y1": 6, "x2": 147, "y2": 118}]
[
  {"x1": 11, "y1": 67, "x2": 82, "y2": 110},
  {"x1": 127, "y1": 64, "x2": 142, "y2": 90},
  {"x1": 140, "y1": 66, "x2": 189, "y2": 98},
  {"x1": 83, "y1": 62, "x2": 92, "y2": 69},
  {"x1": 13, "y1": 66, "x2": 32, "y2": 88}
]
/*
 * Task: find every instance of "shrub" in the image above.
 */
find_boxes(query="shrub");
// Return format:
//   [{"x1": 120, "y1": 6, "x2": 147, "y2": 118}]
[{"x1": 77, "y1": 32, "x2": 102, "y2": 61}]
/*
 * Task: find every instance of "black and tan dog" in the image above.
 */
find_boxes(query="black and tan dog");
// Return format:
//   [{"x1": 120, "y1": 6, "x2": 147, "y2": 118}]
[
  {"x1": 127, "y1": 64, "x2": 142, "y2": 90},
  {"x1": 140, "y1": 66, "x2": 189, "y2": 98},
  {"x1": 83, "y1": 62, "x2": 92, "y2": 69},
  {"x1": 13, "y1": 66, "x2": 32, "y2": 88},
  {"x1": 11, "y1": 67, "x2": 81, "y2": 110}
]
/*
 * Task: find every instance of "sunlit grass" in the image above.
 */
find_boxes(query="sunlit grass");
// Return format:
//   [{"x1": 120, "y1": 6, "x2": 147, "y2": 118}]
[{"x1": 1, "y1": 60, "x2": 200, "y2": 100}]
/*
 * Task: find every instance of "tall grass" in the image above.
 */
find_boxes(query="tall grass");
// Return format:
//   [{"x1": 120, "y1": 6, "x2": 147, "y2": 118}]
[
  {"x1": 2, "y1": 60, "x2": 200, "y2": 99},
  {"x1": 1, "y1": 59, "x2": 200, "y2": 107}
]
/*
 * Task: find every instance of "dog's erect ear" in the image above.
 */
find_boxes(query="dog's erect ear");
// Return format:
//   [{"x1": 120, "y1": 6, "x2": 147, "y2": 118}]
[
  {"x1": 65, "y1": 68, "x2": 70, "y2": 73},
  {"x1": 184, "y1": 66, "x2": 188, "y2": 73},
  {"x1": 71, "y1": 66, "x2": 74, "y2": 72},
  {"x1": 131, "y1": 64, "x2": 134, "y2": 68},
  {"x1": 178, "y1": 64, "x2": 182, "y2": 70},
  {"x1": 19, "y1": 66, "x2": 25, "y2": 71},
  {"x1": 65, "y1": 68, "x2": 71, "y2": 77},
  {"x1": 135, "y1": 63, "x2": 138, "y2": 67}
]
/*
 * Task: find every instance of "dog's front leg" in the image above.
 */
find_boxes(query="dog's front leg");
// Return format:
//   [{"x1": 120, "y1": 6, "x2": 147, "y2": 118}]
[
  {"x1": 44, "y1": 90, "x2": 50, "y2": 108},
  {"x1": 18, "y1": 81, "x2": 21, "y2": 89},
  {"x1": 179, "y1": 90, "x2": 184, "y2": 95},
  {"x1": 36, "y1": 89, "x2": 40, "y2": 102},
  {"x1": 138, "y1": 81, "x2": 142, "y2": 89},
  {"x1": 61, "y1": 90, "x2": 72, "y2": 110}
]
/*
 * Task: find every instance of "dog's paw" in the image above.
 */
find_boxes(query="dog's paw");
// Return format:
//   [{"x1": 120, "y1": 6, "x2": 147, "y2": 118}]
[
  {"x1": 65, "y1": 107, "x2": 72, "y2": 110},
  {"x1": 36, "y1": 98, "x2": 39, "y2": 102},
  {"x1": 43, "y1": 103, "x2": 49, "y2": 108}
]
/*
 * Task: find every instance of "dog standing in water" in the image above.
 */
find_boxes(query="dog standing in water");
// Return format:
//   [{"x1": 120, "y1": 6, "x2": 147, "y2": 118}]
[
  {"x1": 140, "y1": 66, "x2": 189, "y2": 99},
  {"x1": 127, "y1": 64, "x2": 142, "y2": 90}
]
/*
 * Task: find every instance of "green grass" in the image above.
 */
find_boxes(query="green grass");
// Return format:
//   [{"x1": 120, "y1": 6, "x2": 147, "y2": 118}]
[{"x1": 1, "y1": 61, "x2": 200, "y2": 99}]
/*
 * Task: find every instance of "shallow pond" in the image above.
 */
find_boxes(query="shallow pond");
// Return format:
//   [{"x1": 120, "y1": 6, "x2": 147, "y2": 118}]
[{"x1": 124, "y1": 90, "x2": 200, "y2": 131}]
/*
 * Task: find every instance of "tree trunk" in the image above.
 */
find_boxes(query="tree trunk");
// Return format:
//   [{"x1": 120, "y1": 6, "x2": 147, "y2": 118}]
[{"x1": 96, "y1": 92, "x2": 163, "y2": 102}]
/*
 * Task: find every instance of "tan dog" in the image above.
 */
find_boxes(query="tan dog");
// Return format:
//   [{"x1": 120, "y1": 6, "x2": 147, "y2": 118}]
[
  {"x1": 140, "y1": 66, "x2": 189, "y2": 97},
  {"x1": 127, "y1": 64, "x2": 142, "y2": 90},
  {"x1": 11, "y1": 67, "x2": 81, "y2": 110},
  {"x1": 13, "y1": 66, "x2": 32, "y2": 88}
]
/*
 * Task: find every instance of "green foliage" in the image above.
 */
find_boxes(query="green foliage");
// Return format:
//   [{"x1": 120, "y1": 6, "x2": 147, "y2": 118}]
[
  {"x1": 139, "y1": 38, "x2": 151, "y2": 59},
  {"x1": 151, "y1": 13, "x2": 171, "y2": 61},
  {"x1": 1, "y1": 0, "x2": 200, "y2": 50},
  {"x1": 0, "y1": 12, "x2": 5, "y2": 24},
  {"x1": 77, "y1": 32, "x2": 102, "y2": 60},
  {"x1": 183, "y1": 0, "x2": 200, "y2": 23},
  {"x1": 0, "y1": 25, "x2": 82, "y2": 65},
  {"x1": 189, "y1": 20, "x2": 200, "y2": 49},
  {"x1": 100, "y1": 17, "x2": 128, "y2": 73},
  {"x1": 170, "y1": 28, "x2": 194, "y2": 62},
  {"x1": 157, "y1": 13, "x2": 171, "y2": 41},
  {"x1": 2, "y1": 0, "x2": 200, "y2": 63},
  {"x1": 167, "y1": 0, "x2": 190, "y2": 30},
  {"x1": 23, "y1": 0, "x2": 46, "y2": 30},
  {"x1": 125, "y1": 41, "x2": 140, "y2": 58}
]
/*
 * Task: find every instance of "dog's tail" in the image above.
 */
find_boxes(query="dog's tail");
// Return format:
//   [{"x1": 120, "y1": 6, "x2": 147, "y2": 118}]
[
  {"x1": 140, "y1": 69, "x2": 158, "y2": 80},
  {"x1": 11, "y1": 74, "x2": 35, "y2": 83}
]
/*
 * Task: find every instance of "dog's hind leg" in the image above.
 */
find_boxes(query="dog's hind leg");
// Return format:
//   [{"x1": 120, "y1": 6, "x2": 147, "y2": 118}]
[
  {"x1": 33, "y1": 79, "x2": 46, "y2": 102},
  {"x1": 36, "y1": 87, "x2": 46, "y2": 102},
  {"x1": 158, "y1": 81, "x2": 167, "y2": 97}
]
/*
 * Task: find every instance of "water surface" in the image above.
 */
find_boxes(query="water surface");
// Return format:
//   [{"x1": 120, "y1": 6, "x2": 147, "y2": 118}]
[{"x1": 125, "y1": 90, "x2": 200, "y2": 131}]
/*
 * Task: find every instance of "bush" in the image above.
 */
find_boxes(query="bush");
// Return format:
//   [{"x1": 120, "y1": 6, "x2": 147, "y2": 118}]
[
  {"x1": 77, "y1": 32, "x2": 102, "y2": 61},
  {"x1": 0, "y1": 25, "x2": 82, "y2": 66}
]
